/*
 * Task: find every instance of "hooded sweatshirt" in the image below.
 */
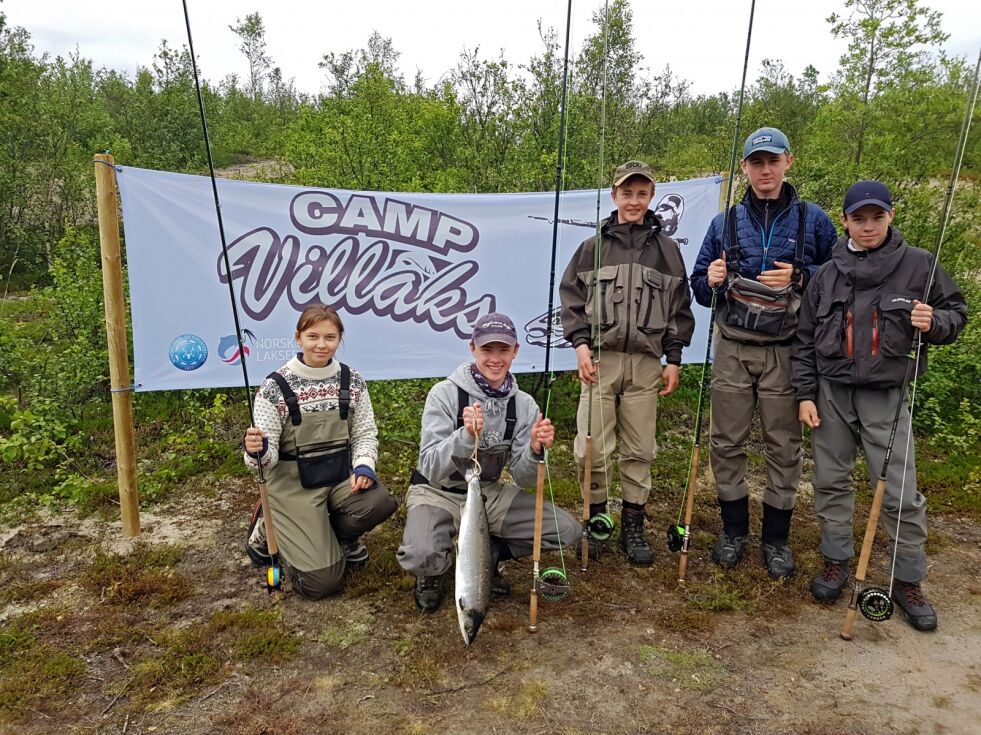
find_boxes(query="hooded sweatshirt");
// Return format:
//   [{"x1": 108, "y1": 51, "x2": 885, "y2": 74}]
[
  {"x1": 791, "y1": 228, "x2": 967, "y2": 401},
  {"x1": 416, "y1": 362, "x2": 541, "y2": 490}
]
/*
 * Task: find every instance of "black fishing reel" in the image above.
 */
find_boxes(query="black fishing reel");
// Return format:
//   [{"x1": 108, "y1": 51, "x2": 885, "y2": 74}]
[
  {"x1": 538, "y1": 568, "x2": 570, "y2": 602},
  {"x1": 666, "y1": 523, "x2": 686, "y2": 552},
  {"x1": 858, "y1": 587, "x2": 893, "y2": 622},
  {"x1": 586, "y1": 512, "x2": 615, "y2": 542}
]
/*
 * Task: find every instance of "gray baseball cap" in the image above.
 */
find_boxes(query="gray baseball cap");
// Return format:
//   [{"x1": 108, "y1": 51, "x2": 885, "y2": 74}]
[
  {"x1": 472, "y1": 312, "x2": 517, "y2": 346},
  {"x1": 743, "y1": 127, "x2": 791, "y2": 159}
]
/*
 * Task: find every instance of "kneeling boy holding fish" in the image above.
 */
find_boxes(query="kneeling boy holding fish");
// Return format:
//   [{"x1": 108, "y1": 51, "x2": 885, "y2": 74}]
[{"x1": 397, "y1": 312, "x2": 581, "y2": 635}]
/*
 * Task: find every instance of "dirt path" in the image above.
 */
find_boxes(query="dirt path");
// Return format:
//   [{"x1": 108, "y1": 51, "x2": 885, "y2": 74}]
[{"x1": 1, "y1": 482, "x2": 979, "y2": 735}]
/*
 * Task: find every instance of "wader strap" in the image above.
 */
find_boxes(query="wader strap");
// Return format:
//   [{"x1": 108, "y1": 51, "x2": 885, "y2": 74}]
[
  {"x1": 267, "y1": 372, "x2": 301, "y2": 426},
  {"x1": 409, "y1": 468, "x2": 466, "y2": 495},
  {"x1": 792, "y1": 201, "x2": 807, "y2": 286},
  {"x1": 456, "y1": 387, "x2": 517, "y2": 441},
  {"x1": 339, "y1": 362, "x2": 351, "y2": 421}
]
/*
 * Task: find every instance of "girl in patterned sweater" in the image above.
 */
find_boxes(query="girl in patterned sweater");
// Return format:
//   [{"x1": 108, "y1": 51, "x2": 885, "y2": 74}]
[{"x1": 244, "y1": 304, "x2": 398, "y2": 599}]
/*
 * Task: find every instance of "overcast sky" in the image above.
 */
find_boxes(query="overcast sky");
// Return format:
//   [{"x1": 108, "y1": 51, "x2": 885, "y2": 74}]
[{"x1": 5, "y1": 1, "x2": 979, "y2": 96}]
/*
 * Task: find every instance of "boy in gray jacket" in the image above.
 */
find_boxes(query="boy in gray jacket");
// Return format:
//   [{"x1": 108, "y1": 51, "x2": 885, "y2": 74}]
[
  {"x1": 397, "y1": 312, "x2": 581, "y2": 611},
  {"x1": 792, "y1": 180, "x2": 967, "y2": 631}
]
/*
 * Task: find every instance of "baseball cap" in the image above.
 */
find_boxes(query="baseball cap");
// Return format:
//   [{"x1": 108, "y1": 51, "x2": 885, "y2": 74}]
[
  {"x1": 612, "y1": 160, "x2": 655, "y2": 186},
  {"x1": 472, "y1": 312, "x2": 517, "y2": 346},
  {"x1": 742, "y1": 127, "x2": 791, "y2": 159},
  {"x1": 843, "y1": 180, "x2": 893, "y2": 214}
]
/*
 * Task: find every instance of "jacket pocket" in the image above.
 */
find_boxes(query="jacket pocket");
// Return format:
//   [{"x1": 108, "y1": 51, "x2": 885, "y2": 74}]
[
  {"x1": 814, "y1": 298, "x2": 849, "y2": 359},
  {"x1": 878, "y1": 295, "x2": 915, "y2": 357},
  {"x1": 636, "y1": 266, "x2": 673, "y2": 334},
  {"x1": 581, "y1": 265, "x2": 621, "y2": 330}
]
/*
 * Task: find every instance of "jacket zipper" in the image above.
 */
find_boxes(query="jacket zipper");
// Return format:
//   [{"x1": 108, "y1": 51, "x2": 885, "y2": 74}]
[
  {"x1": 871, "y1": 310, "x2": 879, "y2": 357},
  {"x1": 624, "y1": 240, "x2": 635, "y2": 353},
  {"x1": 845, "y1": 310, "x2": 853, "y2": 357},
  {"x1": 757, "y1": 204, "x2": 793, "y2": 272}
]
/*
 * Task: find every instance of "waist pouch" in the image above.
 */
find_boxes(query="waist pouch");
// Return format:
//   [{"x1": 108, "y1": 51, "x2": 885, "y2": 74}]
[
  {"x1": 718, "y1": 275, "x2": 800, "y2": 343},
  {"x1": 282, "y1": 441, "x2": 350, "y2": 489}
]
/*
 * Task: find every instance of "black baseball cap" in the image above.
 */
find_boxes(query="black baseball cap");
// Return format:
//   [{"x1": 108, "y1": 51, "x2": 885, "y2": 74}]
[{"x1": 843, "y1": 180, "x2": 893, "y2": 214}]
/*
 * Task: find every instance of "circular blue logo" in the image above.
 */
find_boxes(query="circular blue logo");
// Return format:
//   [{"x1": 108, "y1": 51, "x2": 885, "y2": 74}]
[{"x1": 169, "y1": 334, "x2": 208, "y2": 371}]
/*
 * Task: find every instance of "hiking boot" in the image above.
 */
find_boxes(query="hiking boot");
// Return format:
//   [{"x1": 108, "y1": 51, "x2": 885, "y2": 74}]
[
  {"x1": 619, "y1": 511, "x2": 654, "y2": 567},
  {"x1": 891, "y1": 581, "x2": 938, "y2": 632},
  {"x1": 762, "y1": 542, "x2": 796, "y2": 579},
  {"x1": 414, "y1": 575, "x2": 445, "y2": 612},
  {"x1": 490, "y1": 539, "x2": 512, "y2": 598},
  {"x1": 712, "y1": 533, "x2": 748, "y2": 569},
  {"x1": 246, "y1": 501, "x2": 271, "y2": 567},
  {"x1": 575, "y1": 534, "x2": 604, "y2": 561},
  {"x1": 341, "y1": 538, "x2": 369, "y2": 568},
  {"x1": 810, "y1": 558, "x2": 849, "y2": 601}
]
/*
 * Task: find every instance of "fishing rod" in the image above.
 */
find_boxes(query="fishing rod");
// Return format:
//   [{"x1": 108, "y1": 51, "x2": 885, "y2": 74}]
[
  {"x1": 841, "y1": 47, "x2": 980, "y2": 639},
  {"x1": 529, "y1": 0, "x2": 575, "y2": 634},
  {"x1": 666, "y1": 0, "x2": 757, "y2": 582},
  {"x1": 181, "y1": 0, "x2": 281, "y2": 593},
  {"x1": 580, "y1": 0, "x2": 615, "y2": 574}
]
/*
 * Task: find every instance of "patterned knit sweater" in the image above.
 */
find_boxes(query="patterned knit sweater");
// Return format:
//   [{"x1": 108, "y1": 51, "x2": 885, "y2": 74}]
[{"x1": 243, "y1": 356, "x2": 377, "y2": 472}]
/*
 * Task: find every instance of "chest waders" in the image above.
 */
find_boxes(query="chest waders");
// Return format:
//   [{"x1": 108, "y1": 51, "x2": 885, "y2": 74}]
[{"x1": 264, "y1": 366, "x2": 354, "y2": 575}]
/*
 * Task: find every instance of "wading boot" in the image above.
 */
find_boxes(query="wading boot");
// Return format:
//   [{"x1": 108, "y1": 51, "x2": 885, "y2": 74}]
[
  {"x1": 490, "y1": 538, "x2": 512, "y2": 598},
  {"x1": 761, "y1": 503, "x2": 796, "y2": 579},
  {"x1": 414, "y1": 575, "x2": 445, "y2": 613},
  {"x1": 810, "y1": 558, "x2": 849, "y2": 601},
  {"x1": 246, "y1": 501, "x2": 271, "y2": 567},
  {"x1": 892, "y1": 581, "x2": 938, "y2": 632},
  {"x1": 340, "y1": 537, "x2": 369, "y2": 568},
  {"x1": 619, "y1": 504, "x2": 654, "y2": 567},
  {"x1": 713, "y1": 496, "x2": 749, "y2": 569}
]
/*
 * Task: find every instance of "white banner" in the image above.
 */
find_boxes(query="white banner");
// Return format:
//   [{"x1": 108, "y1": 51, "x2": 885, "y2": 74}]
[{"x1": 116, "y1": 167, "x2": 721, "y2": 390}]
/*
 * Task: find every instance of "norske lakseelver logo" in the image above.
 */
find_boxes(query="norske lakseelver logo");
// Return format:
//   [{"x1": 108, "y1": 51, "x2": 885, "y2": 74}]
[
  {"x1": 168, "y1": 334, "x2": 208, "y2": 371},
  {"x1": 218, "y1": 329, "x2": 257, "y2": 366},
  {"x1": 217, "y1": 192, "x2": 496, "y2": 339}
]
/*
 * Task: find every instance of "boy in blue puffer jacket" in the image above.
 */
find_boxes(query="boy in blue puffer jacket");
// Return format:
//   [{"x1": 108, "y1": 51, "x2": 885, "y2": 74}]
[{"x1": 690, "y1": 127, "x2": 837, "y2": 579}]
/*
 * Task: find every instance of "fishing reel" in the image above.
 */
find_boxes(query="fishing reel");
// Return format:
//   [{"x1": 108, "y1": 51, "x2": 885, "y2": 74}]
[
  {"x1": 538, "y1": 568, "x2": 570, "y2": 602},
  {"x1": 586, "y1": 512, "x2": 615, "y2": 542},
  {"x1": 665, "y1": 523, "x2": 686, "y2": 553},
  {"x1": 857, "y1": 587, "x2": 893, "y2": 622},
  {"x1": 265, "y1": 561, "x2": 282, "y2": 594}
]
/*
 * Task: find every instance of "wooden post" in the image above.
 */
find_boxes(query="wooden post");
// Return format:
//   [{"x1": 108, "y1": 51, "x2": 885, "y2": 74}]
[{"x1": 93, "y1": 153, "x2": 140, "y2": 537}]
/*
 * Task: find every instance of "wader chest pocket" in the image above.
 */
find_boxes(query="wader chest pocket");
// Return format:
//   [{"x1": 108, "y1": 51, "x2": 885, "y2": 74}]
[
  {"x1": 581, "y1": 265, "x2": 620, "y2": 329},
  {"x1": 637, "y1": 268, "x2": 671, "y2": 334},
  {"x1": 292, "y1": 441, "x2": 351, "y2": 489}
]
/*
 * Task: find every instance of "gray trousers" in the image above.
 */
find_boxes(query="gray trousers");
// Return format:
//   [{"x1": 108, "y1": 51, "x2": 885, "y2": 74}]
[
  {"x1": 812, "y1": 380, "x2": 928, "y2": 582},
  {"x1": 396, "y1": 481, "x2": 581, "y2": 577},
  {"x1": 710, "y1": 333, "x2": 801, "y2": 509}
]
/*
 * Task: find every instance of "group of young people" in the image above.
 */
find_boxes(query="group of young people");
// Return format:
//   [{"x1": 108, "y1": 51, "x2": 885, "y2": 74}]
[{"x1": 242, "y1": 126, "x2": 967, "y2": 634}]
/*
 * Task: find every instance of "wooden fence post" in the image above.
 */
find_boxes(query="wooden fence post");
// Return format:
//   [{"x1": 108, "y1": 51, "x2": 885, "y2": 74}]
[{"x1": 93, "y1": 153, "x2": 140, "y2": 537}]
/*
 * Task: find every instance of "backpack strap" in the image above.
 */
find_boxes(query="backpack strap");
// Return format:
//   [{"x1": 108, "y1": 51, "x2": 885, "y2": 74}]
[
  {"x1": 267, "y1": 372, "x2": 301, "y2": 426},
  {"x1": 456, "y1": 386, "x2": 469, "y2": 429},
  {"x1": 503, "y1": 397, "x2": 517, "y2": 441},
  {"x1": 338, "y1": 362, "x2": 351, "y2": 421},
  {"x1": 792, "y1": 201, "x2": 807, "y2": 287},
  {"x1": 724, "y1": 204, "x2": 741, "y2": 272}
]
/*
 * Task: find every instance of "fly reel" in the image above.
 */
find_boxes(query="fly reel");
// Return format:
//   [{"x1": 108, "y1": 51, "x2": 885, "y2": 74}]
[
  {"x1": 858, "y1": 587, "x2": 893, "y2": 622},
  {"x1": 538, "y1": 568, "x2": 570, "y2": 602},
  {"x1": 586, "y1": 512, "x2": 615, "y2": 542},
  {"x1": 666, "y1": 524, "x2": 686, "y2": 552},
  {"x1": 266, "y1": 563, "x2": 281, "y2": 593}
]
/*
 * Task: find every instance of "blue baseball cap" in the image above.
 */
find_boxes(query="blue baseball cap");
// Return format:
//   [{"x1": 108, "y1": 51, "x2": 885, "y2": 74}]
[
  {"x1": 742, "y1": 127, "x2": 791, "y2": 159},
  {"x1": 844, "y1": 180, "x2": 893, "y2": 214}
]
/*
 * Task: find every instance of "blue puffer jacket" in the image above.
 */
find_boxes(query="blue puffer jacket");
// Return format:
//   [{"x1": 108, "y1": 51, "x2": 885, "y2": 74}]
[{"x1": 690, "y1": 183, "x2": 838, "y2": 307}]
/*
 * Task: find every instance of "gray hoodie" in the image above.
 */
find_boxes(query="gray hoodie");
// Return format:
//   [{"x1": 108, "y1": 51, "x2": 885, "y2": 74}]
[{"x1": 417, "y1": 362, "x2": 542, "y2": 490}]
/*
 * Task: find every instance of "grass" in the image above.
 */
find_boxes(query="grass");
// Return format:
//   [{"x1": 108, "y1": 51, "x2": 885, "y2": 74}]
[
  {"x1": 639, "y1": 644, "x2": 728, "y2": 692},
  {"x1": 80, "y1": 542, "x2": 193, "y2": 607}
]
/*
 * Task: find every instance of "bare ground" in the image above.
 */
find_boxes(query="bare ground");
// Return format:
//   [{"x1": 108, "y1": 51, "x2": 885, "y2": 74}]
[{"x1": 1, "y1": 475, "x2": 979, "y2": 735}]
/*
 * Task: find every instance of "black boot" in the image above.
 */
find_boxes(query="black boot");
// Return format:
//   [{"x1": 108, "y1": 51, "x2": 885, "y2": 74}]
[
  {"x1": 619, "y1": 503, "x2": 654, "y2": 567},
  {"x1": 892, "y1": 581, "x2": 938, "y2": 632},
  {"x1": 490, "y1": 538, "x2": 512, "y2": 598},
  {"x1": 761, "y1": 503, "x2": 796, "y2": 579},
  {"x1": 712, "y1": 497, "x2": 749, "y2": 569},
  {"x1": 810, "y1": 558, "x2": 849, "y2": 601},
  {"x1": 414, "y1": 575, "x2": 445, "y2": 612}
]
